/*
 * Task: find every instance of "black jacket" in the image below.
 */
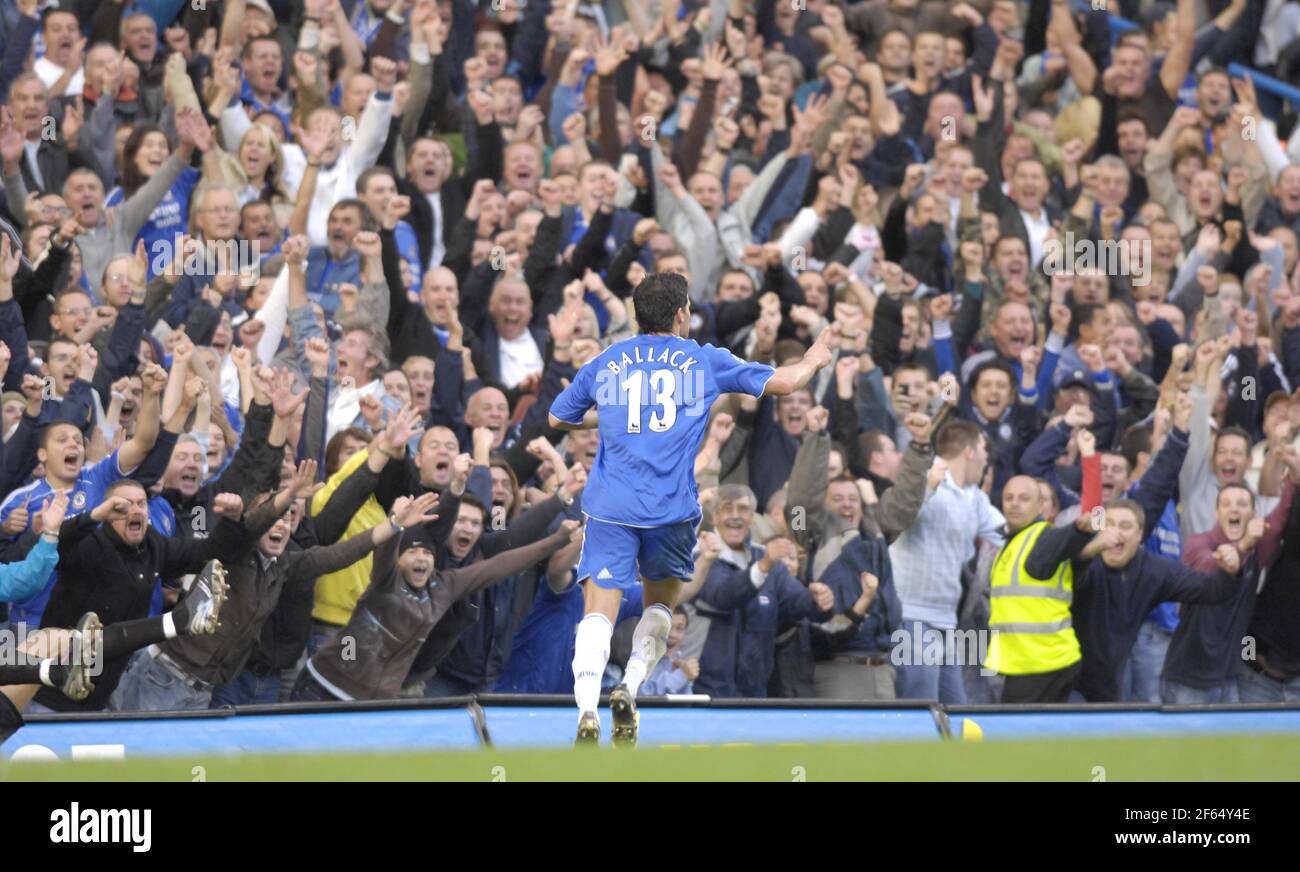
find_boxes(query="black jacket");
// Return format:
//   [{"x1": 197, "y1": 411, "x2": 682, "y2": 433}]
[
  {"x1": 1244, "y1": 486, "x2": 1300, "y2": 680},
  {"x1": 1072, "y1": 550, "x2": 1242, "y2": 702},
  {"x1": 245, "y1": 514, "x2": 321, "y2": 676},
  {"x1": 36, "y1": 509, "x2": 256, "y2": 711},
  {"x1": 163, "y1": 503, "x2": 378, "y2": 687},
  {"x1": 161, "y1": 401, "x2": 282, "y2": 538}
]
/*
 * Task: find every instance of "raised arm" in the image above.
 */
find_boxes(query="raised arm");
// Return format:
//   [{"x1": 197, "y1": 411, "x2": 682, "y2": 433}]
[
  {"x1": 117, "y1": 363, "x2": 168, "y2": 472},
  {"x1": 763, "y1": 328, "x2": 833, "y2": 396},
  {"x1": 293, "y1": 492, "x2": 442, "y2": 582},
  {"x1": 1159, "y1": 0, "x2": 1195, "y2": 99},
  {"x1": 442, "y1": 520, "x2": 579, "y2": 599}
]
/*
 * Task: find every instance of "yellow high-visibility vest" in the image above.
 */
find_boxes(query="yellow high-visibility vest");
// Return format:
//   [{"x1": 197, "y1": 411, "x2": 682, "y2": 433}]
[
  {"x1": 311, "y1": 448, "x2": 387, "y2": 627},
  {"x1": 984, "y1": 521, "x2": 1081, "y2": 676}
]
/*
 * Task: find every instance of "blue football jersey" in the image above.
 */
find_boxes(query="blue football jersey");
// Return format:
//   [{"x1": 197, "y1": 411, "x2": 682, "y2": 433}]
[
  {"x1": 550, "y1": 334, "x2": 774, "y2": 527},
  {"x1": 0, "y1": 450, "x2": 137, "y2": 626}
]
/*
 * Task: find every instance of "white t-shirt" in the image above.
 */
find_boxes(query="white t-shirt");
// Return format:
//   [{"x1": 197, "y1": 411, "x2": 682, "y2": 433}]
[
  {"x1": 22, "y1": 140, "x2": 43, "y2": 189},
  {"x1": 1019, "y1": 206, "x2": 1051, "y2": 268},
  {"x1": 34, "y1": 56, "x2": 84, "y2": 97},
  {"x1": 425, "y1": 191, "x2": 445, "y2": 267},
  {"x1": 497, "y1": 330, "x2": 543, "y2": 389}
]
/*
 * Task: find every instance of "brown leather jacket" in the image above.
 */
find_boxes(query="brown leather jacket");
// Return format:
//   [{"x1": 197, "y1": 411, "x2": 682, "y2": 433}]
[
  {"x1": 310, "y1": 526, "x2": 573, "y2": 700},
  {"x1": 163, "y1": 499, "x2": 381, "y2": 686}
]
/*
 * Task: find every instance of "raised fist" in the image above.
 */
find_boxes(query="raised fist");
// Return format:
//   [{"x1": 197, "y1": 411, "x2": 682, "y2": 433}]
[{"x1": 1213, "y1": 543, "x2": 1241, "y2": 575}]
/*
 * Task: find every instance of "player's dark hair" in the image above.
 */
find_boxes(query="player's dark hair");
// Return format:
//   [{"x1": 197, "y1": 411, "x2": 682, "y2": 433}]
[{"x1": 633, "y1": 272, "x2": 689, "y2": 335}]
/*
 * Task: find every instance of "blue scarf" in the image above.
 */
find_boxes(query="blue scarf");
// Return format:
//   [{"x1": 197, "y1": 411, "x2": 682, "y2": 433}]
[{"x1": 240, "y1": 77, "x2": 293, "y2": 134}]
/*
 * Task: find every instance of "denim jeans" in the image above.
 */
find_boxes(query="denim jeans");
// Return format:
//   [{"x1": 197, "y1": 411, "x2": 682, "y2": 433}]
[
  {"x1": 1120, "y1": 622, "x2": 1172, "y2": 703},
  {"x1": 962, "y1": 663, "x2": 1004, "y2": 705},
  {"x1": 109, "y1": 650, "x2": 212, "y2": 712},
  {"x1": 307, "y1": 620, "x2": 342, "y2": 657},
  {"x1": 1235, "y1": 663, "x2": 1300, "y2": 703},
  {"x1": 210, "y1": 669, "x2": 283, "y2": 708},
  {"x1": 893, "y1": 621, "x2": 967, "y2": 704},
  {"x1": 1161, "y1": 677, "x2": 1239, "y2": 705}
]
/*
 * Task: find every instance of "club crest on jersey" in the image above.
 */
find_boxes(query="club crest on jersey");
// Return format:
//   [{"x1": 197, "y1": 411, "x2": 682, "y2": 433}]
[{"x1": 72, "y1": 492, "x2": 86, "y2": 510}]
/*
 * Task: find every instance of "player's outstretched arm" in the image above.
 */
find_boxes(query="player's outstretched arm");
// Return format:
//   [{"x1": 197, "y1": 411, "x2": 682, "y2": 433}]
[
  {"x1": 548, "y1": 408, "x2": 600, "y2": 431},
  {"x1": 762, "y1": 329, "x2": 834, "y2": 397}
]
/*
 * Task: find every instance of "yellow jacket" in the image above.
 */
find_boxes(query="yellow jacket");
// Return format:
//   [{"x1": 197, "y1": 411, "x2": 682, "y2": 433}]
[
  {"x1": 984, "y1": 521, "x2": 1081, "y2": 676},
  {"x1": 311, "y1": 448, "x2": 387, "y2": 626}
]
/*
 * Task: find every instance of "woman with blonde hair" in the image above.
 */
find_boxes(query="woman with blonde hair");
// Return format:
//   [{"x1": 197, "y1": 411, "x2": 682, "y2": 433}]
[{"x1": 203, "y1": 123, "x2": 294, "y2": 227}]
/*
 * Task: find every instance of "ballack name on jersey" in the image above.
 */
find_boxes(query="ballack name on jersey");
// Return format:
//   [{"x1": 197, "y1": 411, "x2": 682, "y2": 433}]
[{"x1": 604, "y1": 346, "x2": 698, "y2": 374}]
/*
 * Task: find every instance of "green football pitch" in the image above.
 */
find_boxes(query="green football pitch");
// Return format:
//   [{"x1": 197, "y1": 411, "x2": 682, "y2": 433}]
[{"x1": 4, "y1": 734, "x2": 1299, "y2": 781}]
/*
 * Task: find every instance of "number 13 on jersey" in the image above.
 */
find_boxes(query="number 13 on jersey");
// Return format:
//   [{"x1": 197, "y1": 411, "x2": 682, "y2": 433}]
[{"x1": 622, "y1": 369, "x2": 678, "y2": 434}]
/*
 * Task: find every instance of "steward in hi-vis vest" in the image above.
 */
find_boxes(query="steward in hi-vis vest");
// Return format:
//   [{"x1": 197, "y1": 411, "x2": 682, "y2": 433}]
[
  {"x1": 987, "y1": 520, "x2": 1081, "y2": 673},
  {"x1": 985, "y1": 444, "x2": 1102, "y2": 703}
]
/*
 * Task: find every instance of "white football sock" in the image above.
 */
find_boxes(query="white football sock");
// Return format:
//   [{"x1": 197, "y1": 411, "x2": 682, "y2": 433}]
[
  {"x1": 622, "y1": 604, "x2": 672, "y2": 699},
  {"x1": 572, "y1": 613, "x2": 613, "y2": 717}
]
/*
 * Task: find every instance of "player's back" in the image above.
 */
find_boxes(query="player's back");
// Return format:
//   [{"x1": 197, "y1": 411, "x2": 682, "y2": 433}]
[{"x1": 551, "y1": 333, "x2": 773, "y2": 528}]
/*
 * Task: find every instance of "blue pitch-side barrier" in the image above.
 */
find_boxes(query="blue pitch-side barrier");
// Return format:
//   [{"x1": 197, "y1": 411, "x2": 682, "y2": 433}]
[{"x1": 5, "y1": 695, "x2": 1300, "y2": 761}]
